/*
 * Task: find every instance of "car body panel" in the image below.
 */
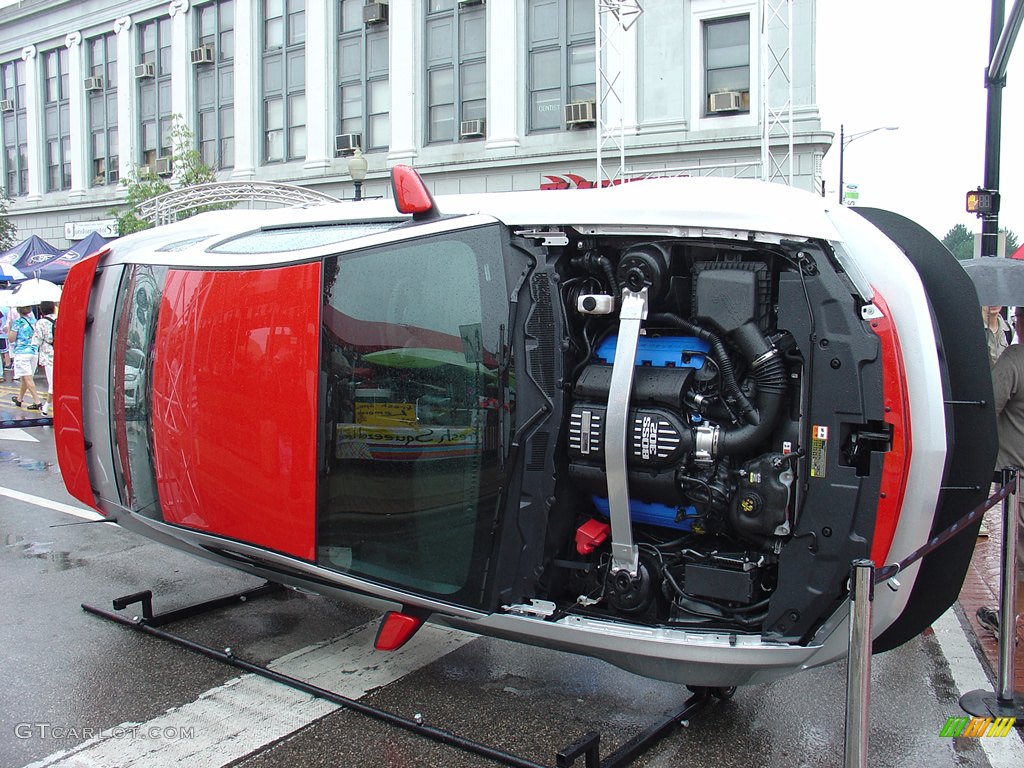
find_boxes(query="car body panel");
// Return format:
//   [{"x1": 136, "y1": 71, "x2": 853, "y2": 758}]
[{"x1": 149, "y1": 264, "x2": 320, "y2": 560}]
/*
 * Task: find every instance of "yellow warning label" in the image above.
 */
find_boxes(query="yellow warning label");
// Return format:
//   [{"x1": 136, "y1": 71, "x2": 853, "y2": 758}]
[{"x1": 811, "y1": 424, "x2": 828, "y2": 477}]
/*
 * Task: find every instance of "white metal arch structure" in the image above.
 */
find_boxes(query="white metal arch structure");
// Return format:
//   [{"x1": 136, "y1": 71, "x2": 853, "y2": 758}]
[{"x1": 135, "y1": 181, "x2": 342, "y2": 226}]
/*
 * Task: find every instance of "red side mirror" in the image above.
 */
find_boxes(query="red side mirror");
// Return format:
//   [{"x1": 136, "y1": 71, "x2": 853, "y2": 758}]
[{"x1": 391, "y1": 165, "x2": 439, "y2": 221}]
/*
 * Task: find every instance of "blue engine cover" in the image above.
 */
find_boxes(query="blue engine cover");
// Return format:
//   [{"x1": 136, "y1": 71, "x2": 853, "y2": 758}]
[
  {"x1": 594, "y1": 334, "x2": 709, "y2": 368},
  {"x1": 592, "y1": 496, "x2": 699, "y2": 531},
  {"x1": 590, "y1": 333, "x2": 708, "y2": 530}
]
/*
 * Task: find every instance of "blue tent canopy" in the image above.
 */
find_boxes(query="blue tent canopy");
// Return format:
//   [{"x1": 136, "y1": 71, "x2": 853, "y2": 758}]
[
  {"x1": 0, "y1": 235, "x2": 61, "y2": 274},
  {"x1": 36, "y1": 231, "x2": 111, "y2": 283}
]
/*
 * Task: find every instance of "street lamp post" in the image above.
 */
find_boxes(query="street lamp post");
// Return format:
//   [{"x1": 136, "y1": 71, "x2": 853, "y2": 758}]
[
  {"x1": 346, "y1": 147, "x2": 368, "y2": 201},
  {"x1": 837, "y1": 124, "x2": 899, "y2": 205}
]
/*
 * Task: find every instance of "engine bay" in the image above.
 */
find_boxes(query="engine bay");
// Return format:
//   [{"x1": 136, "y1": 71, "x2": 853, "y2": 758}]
[{"x1": 515, "y1": 230, "x2": 888, "y2": 642}]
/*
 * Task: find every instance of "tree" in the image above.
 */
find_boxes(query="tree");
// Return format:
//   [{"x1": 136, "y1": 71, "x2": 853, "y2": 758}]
[
  {"x1": 942, "y1": 223, "x2": 974, "y2": 261},
  {"x1": 941, "y1": 224, "x2": 1019, "y2": 260},
  {"x1": 112, "y1": 117, "x2": 220, "y2": 236},
  {"x1": 0, "y1": 191, "x2": 16, "y2": 251}
]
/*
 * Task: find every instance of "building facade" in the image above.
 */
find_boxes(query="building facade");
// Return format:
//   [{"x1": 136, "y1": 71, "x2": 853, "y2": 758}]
[{"x1": 0, "y1": 0, "x2": 830, "y2": 248}]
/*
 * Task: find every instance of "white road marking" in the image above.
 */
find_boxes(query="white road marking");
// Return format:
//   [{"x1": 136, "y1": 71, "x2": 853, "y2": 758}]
[
  {"x1": 0, "y1": 428, "x2": 39, "y2": 442},
  {"x1": 24, "y1": 621, "x2": 477, "y2": 768},
  {"x1": 931, "y1": 607, "x2": 1024, "y2": 764},
  {"x1": 0, "y1": 487, "x2": 104, "y2": 521}
]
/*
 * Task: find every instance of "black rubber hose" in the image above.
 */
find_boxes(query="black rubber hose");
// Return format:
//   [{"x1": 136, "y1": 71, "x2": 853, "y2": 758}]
[{"x1": 648, "y1": 312, "x2": 757, "y2": 425}]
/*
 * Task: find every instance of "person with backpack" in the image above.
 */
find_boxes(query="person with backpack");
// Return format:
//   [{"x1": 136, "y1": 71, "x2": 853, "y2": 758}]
[
  {"x1": 7, "y1": 305, "x2": 42, "y2": 410},
  {"x1": 33, "y1": 300, "x2": 56, "y2": 417}
]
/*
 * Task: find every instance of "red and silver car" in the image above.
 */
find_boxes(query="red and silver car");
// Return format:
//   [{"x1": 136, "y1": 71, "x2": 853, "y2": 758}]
[{"x1": 53, "y1": 169, "x2": 995, "y2": 686}]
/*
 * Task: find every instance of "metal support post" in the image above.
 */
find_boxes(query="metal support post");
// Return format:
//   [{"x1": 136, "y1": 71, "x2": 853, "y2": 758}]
[
  {"x1": 605, "y1": 287, "x2": 647, "y2": 576},
  {"x1": 960, "y1": 467, "x2": 1024, "y2": 719},
  {"x1": 844, "y1": 559, "x2": 874, "y2": 768}
]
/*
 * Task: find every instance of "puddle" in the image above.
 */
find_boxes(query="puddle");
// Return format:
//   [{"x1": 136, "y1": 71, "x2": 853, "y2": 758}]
[
  {"x1": 8, "y1": 537, "x2": 87, "y2": 571},
  {"x1": 0, "y1": 449, "x2": 61, "y2": 475}
]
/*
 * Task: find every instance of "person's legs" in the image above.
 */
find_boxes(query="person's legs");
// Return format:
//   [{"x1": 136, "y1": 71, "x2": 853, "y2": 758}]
[{"x1": 12, "y1": 354, "x2": 40, "y2": 406}]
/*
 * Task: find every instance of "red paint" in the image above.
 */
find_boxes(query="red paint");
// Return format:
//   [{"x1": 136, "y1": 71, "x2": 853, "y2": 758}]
[
  {"x1": 150, "y1": 264, "x2": 321, "y2": 561},
  {"x1": 867, "y1": 291, "x2": 912, "y2": 566},
  {"x1": 53, "y1": 249, "x2": 106, "y2": 512},
  {"x1": 375, "y1": 611, "x2": 425, "y2": 651}
]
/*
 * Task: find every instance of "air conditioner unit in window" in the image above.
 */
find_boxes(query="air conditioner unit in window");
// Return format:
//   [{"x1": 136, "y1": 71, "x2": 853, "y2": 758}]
[
  {"x1": 363, "y1": 2, "x2": 388, "y2": 25},
  {"x1": 460, "y1": 119, "x2": 486, "y2": 139},
  {"x1": 84, "y1": 76, "x2": 104, "y2": 92},
  {"x1": 334, "y1": 133, "x2": 362, "y2": 156},
  {"x1": 134, "y1": 62, "x2": 155, "y2": 79},
  {"x1": 708, "y1": 90, "x2": 742, "y2": 113},
  {"x1": 564, "y1": 100, "x2": 597, "y2": 127},
  {"x1": 138, "y1": 165, "x2": 152, "y2": 177},
  {"x1": 154, "y1": 157, "x2": 173, "y2": 176},
  {"x1": 0, "y1": 99, "x2": 14, "y2": 112},
  {"x1": 93, "y1": 175, "x2": 106, "y2": 186},
  {"x1": 190, "y1": 45, "x2": 215, "y2": 65}
]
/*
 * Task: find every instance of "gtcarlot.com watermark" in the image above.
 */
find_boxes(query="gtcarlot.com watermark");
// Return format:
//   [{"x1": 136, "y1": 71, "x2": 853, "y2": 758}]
[{"x1": 15, "y1": 723, "x2": 195, "y2": 741}]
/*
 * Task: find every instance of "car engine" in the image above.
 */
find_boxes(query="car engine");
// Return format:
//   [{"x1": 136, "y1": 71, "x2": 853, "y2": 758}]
[{"x1": 544, "y1": 236, "x2": 824, "y2": 634}]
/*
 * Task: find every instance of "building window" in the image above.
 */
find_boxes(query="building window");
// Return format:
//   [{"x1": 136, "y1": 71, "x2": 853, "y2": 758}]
[
  {"x1": 527, "y1": 0, "x2": 594, "y2": 133},
  {"x1": 195, "y1": 0, "x2": 235, "y2": 170},
  {"x1": 424, "y1": 0, "x2": 485, "y2": 143},
  {"x1": 43, "y1": 47, "x2": 71, "y2": 191},
  {"x1": 263, "y1": 0, "x2": 305, "y2": 163},
  {"x1": 0, "y1": 60, "x2": 28, "y2": 197},
  {"x1": 336, "y1": 0, "x2": 389, "y2": 152},
  {"x1": 87, "y1": 33, "x2": 119, "y2": 186},
  {"x1": 704, "y1": 15, "x2": 750, "y2": 115},
  {"x1": 138, "y1": 17, "x2": 173, "y2": 169}
]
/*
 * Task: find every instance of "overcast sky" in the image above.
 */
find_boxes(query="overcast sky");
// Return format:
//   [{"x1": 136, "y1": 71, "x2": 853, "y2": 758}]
[{"x1": 816, "y1": 1, "x2": 1024, "y2": 245}]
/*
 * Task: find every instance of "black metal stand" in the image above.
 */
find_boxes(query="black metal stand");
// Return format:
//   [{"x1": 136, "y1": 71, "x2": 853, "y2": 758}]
[
  {"x1": 82, "y1": 585, "x2": 724, "y2": 767},
  {"x1": 960, "y1": 467, "x2": 1024, "y2": 721}
]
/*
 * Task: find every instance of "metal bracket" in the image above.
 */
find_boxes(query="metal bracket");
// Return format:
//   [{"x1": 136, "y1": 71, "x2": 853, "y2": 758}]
[
  {"x1": 513, "y1": 229, "x2": 570, "y2": 247},
  {"x1": 606, "y1": 287, "x2": 647, "y2": 576}
]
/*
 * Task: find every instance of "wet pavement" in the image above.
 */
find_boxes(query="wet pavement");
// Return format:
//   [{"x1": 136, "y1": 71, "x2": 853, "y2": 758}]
[
  {"x1": 1, "y1": 379, "x2": 1022, "y2": 767},
  {"x1": 959, "y1": 500, "x2": 1024, "y2": 697}
]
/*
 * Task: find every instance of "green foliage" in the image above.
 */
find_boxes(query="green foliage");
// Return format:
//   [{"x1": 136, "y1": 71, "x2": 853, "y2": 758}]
[
  {"x1": 111, "y1": 117, "x2": 221, "y2": 236},
  {"x1": 941, "y1": 224, "x2": 1019, "y2": 260},
  {"x1": 0, "y1": 190, "x2": 16, "y2": 251},
  {"x1": 942, "y1": 223, "x2": 974, "y2": 261}
]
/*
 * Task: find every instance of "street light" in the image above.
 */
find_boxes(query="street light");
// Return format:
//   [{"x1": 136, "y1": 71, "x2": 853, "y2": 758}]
[
  {"x1": 346, "y1": 147, "x2": 368, "y2": 201},
  {"x1": 838, "y1": 124, "x2": 899, "y2": 205}
]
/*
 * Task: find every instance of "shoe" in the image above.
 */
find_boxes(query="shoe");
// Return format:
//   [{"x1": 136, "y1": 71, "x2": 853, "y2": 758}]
[
  {"x1": 977, "y1": 606, "x2": 1000, "y2": 636},
  {"x1": 977, "y1": 522, "x2": 989, "y2": 538},
  {"x1": 10, "y1": 396, "x2": 22, "y2": 407},
  {"x1": 26, "y1": 403, "x2": 42, "y2": 411}
]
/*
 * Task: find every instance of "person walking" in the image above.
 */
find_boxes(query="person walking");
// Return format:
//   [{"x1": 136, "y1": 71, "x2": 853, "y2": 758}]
[
  {"x1": 33, "y1": 300, "x2": 56, "y2": 416},
  {"x1": 7, "y1": 305, "x2": 42, "y2": 410},
  {"x1": 984, "y1": 305, "x2": 1011, "y2": 368}
]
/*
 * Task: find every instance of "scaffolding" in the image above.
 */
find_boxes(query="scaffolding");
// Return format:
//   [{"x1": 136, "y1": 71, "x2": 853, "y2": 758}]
[
  {"x1": 595, "y1": 0, "x2": 643, "y2": 186},
  {"x1": 595, "y1": 0, "x2": 799, "y2": 189}
]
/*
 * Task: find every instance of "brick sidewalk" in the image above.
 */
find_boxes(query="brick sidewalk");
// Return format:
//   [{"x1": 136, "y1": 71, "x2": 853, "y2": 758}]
[{"x1": 956, "y1": 503, "x2": 1024, "y2": 694}]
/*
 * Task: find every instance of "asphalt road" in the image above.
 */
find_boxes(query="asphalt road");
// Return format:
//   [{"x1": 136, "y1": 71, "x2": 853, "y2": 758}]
[{"x1": 1, "y1": 412, "x2": 1022, "y2": 768}]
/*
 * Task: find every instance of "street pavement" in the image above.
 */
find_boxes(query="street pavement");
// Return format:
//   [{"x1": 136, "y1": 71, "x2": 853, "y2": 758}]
[{"x1": 1, "y1": 380, "x2": 1022, "y2": 767}]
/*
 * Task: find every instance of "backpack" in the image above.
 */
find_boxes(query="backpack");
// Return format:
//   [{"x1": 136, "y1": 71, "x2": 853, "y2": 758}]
[{"x1": 32, "y1": 316, "x2": 55, "y2": 348}]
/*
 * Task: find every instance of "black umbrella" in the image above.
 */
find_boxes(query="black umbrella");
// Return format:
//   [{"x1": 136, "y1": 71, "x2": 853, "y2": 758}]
[{"x1": 961, "y1": 257, "x2": 1024, "y2": 305}]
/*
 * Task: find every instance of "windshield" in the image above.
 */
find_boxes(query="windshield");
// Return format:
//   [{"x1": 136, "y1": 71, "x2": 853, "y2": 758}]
[{"x1": 317, "y1": 225, "x2": 511, "y2": 607}]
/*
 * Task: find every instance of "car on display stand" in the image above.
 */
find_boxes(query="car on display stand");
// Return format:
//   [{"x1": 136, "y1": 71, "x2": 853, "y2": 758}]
[{"x1": 52, "y1": 167, "x2": 995, "y2": 687}]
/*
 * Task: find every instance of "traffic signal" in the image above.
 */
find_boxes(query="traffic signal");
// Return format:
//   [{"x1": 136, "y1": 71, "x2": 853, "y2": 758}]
[{"x1": 966, "y1": 188, "x2": 999, "y2": 216}]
